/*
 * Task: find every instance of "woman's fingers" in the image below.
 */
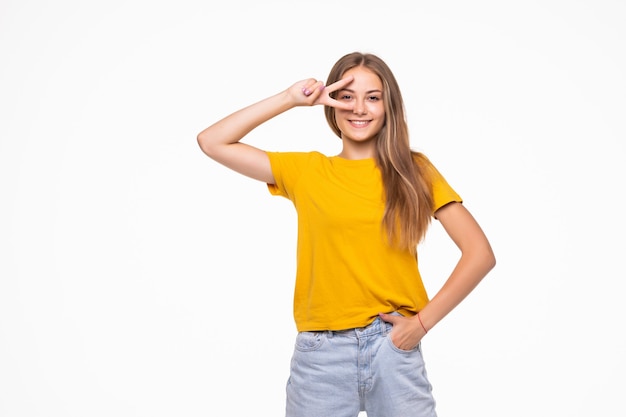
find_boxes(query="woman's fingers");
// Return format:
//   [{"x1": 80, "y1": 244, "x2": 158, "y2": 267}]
[
  {"x1": 294, "y1": 75, "x2": 354, "y2": 110},
  {"x1": 300, "y1": 79, "x2": 325, "y2": 97},
  {"x1": 316, "y1": 75, "x2": 354, "y2": 110},
  {"x1": 324, "y1": 75, "x2": 354, "y2": 93}
]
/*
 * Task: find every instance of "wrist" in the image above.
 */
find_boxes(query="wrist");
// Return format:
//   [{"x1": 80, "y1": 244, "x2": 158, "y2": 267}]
[{"x1": 416, "y1": 311, "x2": 428, "y2": 334}]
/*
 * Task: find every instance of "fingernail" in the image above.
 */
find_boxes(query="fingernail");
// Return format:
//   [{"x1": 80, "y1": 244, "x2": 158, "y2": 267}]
[{"x1": 319, "y1": 85, "x2": 325, "y2": 91}]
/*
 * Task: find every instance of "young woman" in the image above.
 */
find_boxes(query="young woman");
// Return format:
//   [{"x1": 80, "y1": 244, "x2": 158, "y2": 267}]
[{"x1": 197, "y1": 52, "x2": 496, "y2": 417}]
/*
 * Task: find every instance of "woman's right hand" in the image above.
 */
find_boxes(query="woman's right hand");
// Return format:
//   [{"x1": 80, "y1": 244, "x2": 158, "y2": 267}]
[{"x1": 289, "y1": 75, "x2": 355, "y2": 110}]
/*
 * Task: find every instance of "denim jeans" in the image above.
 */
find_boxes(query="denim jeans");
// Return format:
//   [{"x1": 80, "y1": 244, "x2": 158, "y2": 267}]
[{"x1": 285, "y1": 315, "x2": 437, "y2": 417}]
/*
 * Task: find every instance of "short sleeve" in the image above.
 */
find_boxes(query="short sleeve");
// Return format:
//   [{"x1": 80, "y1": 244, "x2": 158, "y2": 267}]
[
  {"x1": 415, "y1": 153, "x2": 462, "y2": 214},
  {"x1": 266, "y1": 151, "x2": 312, "y2": 201}
]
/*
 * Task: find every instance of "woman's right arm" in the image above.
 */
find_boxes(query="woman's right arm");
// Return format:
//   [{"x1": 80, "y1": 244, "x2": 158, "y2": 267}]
[{"x1": 197, "y1": 76, "x2": 354, "y2": 184}]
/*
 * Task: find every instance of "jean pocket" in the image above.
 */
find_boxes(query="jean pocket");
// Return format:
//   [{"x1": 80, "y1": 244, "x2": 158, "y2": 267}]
[
  {"x1": 385, "y1": 333, "x2": 420, "y2": 354},
  {"x1": 294, "y1": 331, "x2": 325, "y2": 352}
]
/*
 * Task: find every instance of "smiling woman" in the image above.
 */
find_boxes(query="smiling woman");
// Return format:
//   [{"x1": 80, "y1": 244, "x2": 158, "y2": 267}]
[
  {"x1": 197, "y1": 51, "x2": 495, "y2": 417},
  {"x1": 331, "y1": 66, "x2": 386, "y2": 157}
]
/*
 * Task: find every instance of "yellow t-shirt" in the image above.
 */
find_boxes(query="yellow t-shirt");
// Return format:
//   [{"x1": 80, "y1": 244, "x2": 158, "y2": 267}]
[{"x1": 267, "y1": 151, "x2": 461, "y2": 331}]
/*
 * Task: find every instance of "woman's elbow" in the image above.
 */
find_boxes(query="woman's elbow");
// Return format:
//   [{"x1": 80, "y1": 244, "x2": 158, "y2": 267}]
[
  {"x1": 483, "y1": 244, "x2": 497, "y2": 272},
  {"x1": 468, "y1": 240, "x2": 496, "y2": 275},
  {"x1": 197, "y1": 131, "x2": 215, "y2": 158}
]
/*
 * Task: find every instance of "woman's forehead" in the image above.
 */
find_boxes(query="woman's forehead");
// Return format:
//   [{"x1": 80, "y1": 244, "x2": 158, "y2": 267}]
[{"x1": 342, "y1": 67, "x2": 382, "y2": 90}]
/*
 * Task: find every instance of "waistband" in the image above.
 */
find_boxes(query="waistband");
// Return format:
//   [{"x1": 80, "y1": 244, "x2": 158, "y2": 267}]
[{"x1": 325, "y1": 314, "x2": 396, "y2": 339}]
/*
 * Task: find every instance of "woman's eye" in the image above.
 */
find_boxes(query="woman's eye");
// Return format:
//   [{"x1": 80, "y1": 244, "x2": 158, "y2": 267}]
[
  {"x1": 368, "y1": 96, "x2": 380, "y2": 101},
  {"x1": 340, "y1": 94, "x2": 353, "y2": 100}
]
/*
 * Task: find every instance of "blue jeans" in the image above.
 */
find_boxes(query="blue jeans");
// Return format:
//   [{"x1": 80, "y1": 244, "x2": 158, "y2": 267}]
[{"x1": 285, "y1": 315, "x2": 437, "y2": 417}]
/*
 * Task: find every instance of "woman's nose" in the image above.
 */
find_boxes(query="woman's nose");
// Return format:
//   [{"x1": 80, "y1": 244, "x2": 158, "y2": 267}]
[{"x1": 352, "y1": 100, "x2": 367, "y2": 115}]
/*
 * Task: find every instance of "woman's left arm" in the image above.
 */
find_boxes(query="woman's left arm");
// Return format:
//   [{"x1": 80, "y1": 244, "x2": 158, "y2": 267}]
[
  {"x1": 381, "y1": 201, "x2": 495, "y2": 350},
  {"x1": 418, "y1": 201, "x2": 496, "y2": 332}
]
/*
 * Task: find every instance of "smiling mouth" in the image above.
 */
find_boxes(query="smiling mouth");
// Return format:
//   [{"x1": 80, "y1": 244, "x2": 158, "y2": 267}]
[{"x1": 350, "y1": 120, "x2": 371, "y2": 127}]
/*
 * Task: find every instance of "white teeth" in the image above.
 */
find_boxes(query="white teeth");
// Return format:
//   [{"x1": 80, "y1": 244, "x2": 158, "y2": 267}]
[{"x1": 352, "y1": 121, "x2": 368, "y2": 126}]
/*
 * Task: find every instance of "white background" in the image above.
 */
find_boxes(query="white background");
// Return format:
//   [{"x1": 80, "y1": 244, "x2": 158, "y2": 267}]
[{"x1": 1, "y1": 0, "x2": 624, "y2": 416}]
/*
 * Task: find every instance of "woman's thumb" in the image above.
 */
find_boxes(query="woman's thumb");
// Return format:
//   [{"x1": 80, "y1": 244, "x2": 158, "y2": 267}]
[{"x1": 378, "y1": 312, "x2": 396, "y2": 324}]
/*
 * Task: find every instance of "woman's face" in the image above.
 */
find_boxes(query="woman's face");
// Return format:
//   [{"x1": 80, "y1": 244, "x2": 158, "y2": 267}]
[{"x1": 334, "y1": 66, "x2": 386, "y2": 146}]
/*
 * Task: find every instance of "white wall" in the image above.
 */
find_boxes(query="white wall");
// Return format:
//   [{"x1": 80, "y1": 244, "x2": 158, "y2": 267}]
[{"x1": 1, "y1": 0, "x2": 624, "y2": 415}]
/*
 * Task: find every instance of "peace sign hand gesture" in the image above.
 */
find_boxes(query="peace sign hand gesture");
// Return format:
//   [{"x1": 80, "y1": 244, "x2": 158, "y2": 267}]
[{"x1": 289, "y1": 75, "x2": 355, "y2": 111}]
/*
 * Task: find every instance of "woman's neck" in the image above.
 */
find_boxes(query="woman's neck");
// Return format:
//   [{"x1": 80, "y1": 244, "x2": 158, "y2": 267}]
[{"x1": 337, "y1": 141, "x2": 376, "y2": 160}]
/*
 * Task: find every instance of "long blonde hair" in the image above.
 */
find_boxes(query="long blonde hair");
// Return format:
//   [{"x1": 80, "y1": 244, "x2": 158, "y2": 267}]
[{"x1": 324, "y1": 52, "x2": 433, "y2": 253}]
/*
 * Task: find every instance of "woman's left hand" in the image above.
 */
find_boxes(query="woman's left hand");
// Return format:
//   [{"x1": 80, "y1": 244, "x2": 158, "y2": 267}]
[{"x1": 378, "y1": 312, "x2": 426, "y2": 351}]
